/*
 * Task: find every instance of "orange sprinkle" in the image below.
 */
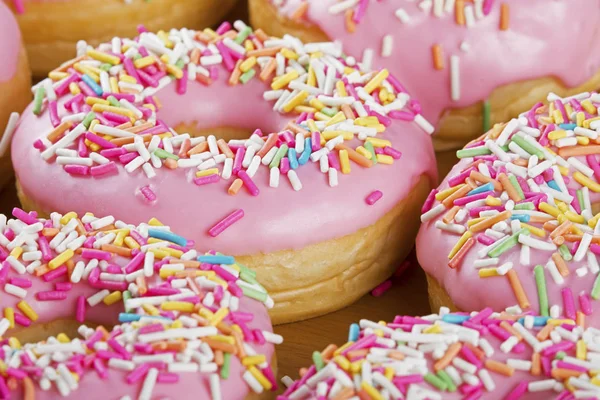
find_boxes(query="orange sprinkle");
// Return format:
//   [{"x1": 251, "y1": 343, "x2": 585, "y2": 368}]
[
  {"x1": 321, "y1": 344, "x2": 338, "y2": 361},
  {"x1": 341, "y1": 104, "x2": 355, "y2": 120},
  {"x1": 448, "y1": 237, "x2": 475, "y2": 269},
  {"x1": 498, "y1": 173, "x2": 521, "y2": 201},
  {"x1": 214, "y1": 350, "x2": 224, "y2": 366},
  {"x1": 469, "y1": 171, "x2": 503, "y2": 191},
  {"x1": 187, "y1": 141, "x2": 208, "y2": 156},
  {"x1": 470, "y1": 210, "x2": 511, "y2": 233},
  {"x1": 217, "y1": 139, "x2": 234, "y2": 158},
  {"x1": 550, "y1": 220, "x2": 572, "y2": 239},
  {"x1": 551, "y1": 368, "x2": 582, "y2": 380},
  {"x1": 536, "y1": 323, "x2": 554, "y2": 341},
  {"x1": 434, "y1": 342, "x2": 462, "y2": 371},
  {"x1": 500, "y1": 321, "x2": 522, "y2": 341},
  {"x1": 558, "y1": 145, "x2": 600, "y2": 158},
  {"x1": 455, "y1": 0, "x2": 465, "y2": 25},
  {"x1": 46, "y1": 121, "x2": 73, "y2": 143},
  {"x1": 110, "y1": 134, "x2": 152, "y2": 146},
  {"x1": 577, "y1": 311, "x2": 585, "y2": 327},
  {"x1": 196, "y1": 73, "x2": 213, "y2": 86},
  {"x1": 256, "y1": 134, "x2": 278, "y2": 158},
  {"x1": 101, "y1": 244, "x2": 131, "y2": 258},
  {"x1": 442, "y1": 184, "x2": 472, "y2": 208},
  {"x1": 203, "y1": 339, "x2": 236, "y2": 354},
  {"x1": 135, "y1": 276, "x2": 147, "y2": 296},
  {"x1": 551, "y1": 252, "x2": 570, "y2": 277},
  {"x1": 170, "y1": 259, "x2": 200, "y2": 268},
  {"x1": 247, "y1": 47, "x2": 283, "y2": 58},
  {"x1": 253, "y1": 29, "x2": 269, "y2": 43},
  {"x1": 465, "y1": 343, "x2": 485, "y2": 360},
  {"x1": 507, "y1": 269, "x2": 530, "y2": 309},
  {"x1": 345, "y1": 9, "x2": 356, "y2": 33},
  {"x1": 23, "y1": 376, "x2": 35, "y2": 400},
  {"x1": 259, "y1": 58, "x2": 277, "y2": 82},
  {"x1": 164, "y1": 158, "x2": 177, "y2": 169},
  {"x1": 290, "y1": 1, "x2": 309, "y2": 21},
  {"x1": 484, "y1": 359, "x2": 514, "y2": 376},
  {"x1": 335, "y1": 144, "x2": 374, "y2": 168},
  {"x1": 228, "y1": 179, "x2": 243, "y2": 195},
  {"x1": 124, "y1": 121, "x2": 153, "y2": 133},
  {"x1": 42, "y1": 228, "x2": 59, "y2": 237},
  {"x1": 531, "y1": 353, "x2": 541, "y2": 376},
  {"x1": 432, "y1": 44, "x2": 444, "y2": 70},
  {"x1": 229, "y1": 60, "x2": 243, "y2": 86},
  {"x1": 499, "y1": 3, "x2": 510, "y2": 31},
  {"x1": 442, "y1": 206, "x2": 460, "y2": 224},
  {"x1": 190, "y1": 48, "x2": 201, "y2": 64}
]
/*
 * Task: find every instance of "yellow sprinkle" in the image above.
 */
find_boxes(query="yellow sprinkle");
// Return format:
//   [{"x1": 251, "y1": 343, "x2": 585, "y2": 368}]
[
  {"x1": 271, "y1": 70, "x2": 299, "y2": 90},
  {"x1": 196, "y1": 168, "x2": 219, "y2": 178},
  {"x1": 165, "y1": 64, "x2": 183, "y2": 79},
  {"x1": 244, "y1": 40, "x2": 254, "y2": 52},
  {"x1": 548, "y1": 130, "x2": 566, "y2": 140},
  {"x1": 294, "y1": 106, "x2": 317, "y2": 114},
  {"x1": 485, "y1": 196, "x2": 502, "y2": 206},
  {"x1": 436, "y1": 184, "x2": 464, "y2": 201},
  {"x1": 577, "y1": 136, "x2": 590, "y2": 146},
  {"x1": 9, "y1": 246, "x2": 23, "y2": 259},
  {"x1": 325, "y1": 111, "x2": 347, "y2": 127},
  {"x1": 336, "y1": 80, "x2": 347, "y2": 97},
  {"x1": 119, "y1": 74, "x2": 137, "y2": 84},
  {"x1": 148, "y1": 217, "x2": 164, "y2": 226},
  {"x1": 376, "y1": 154, "x2": 394, "y2": 164},
  {"x1": 350, "y1": 360, "x2": 363, "y2": 373},
  {"x1": 60, "y1": 212, "x2": 78, "y2": 225},
  {"x1": 384, "y1": 367, "x2": 394, "y2": 381},
  {"x1": 448, "y1": 231, "x2": 473, "y2": 259},
  {"x1": 366, "y1": 137, "x2": 392, "y2": 148},
  {"x1": 589, "y1": 213, "x2": 600, "y2": 229},
  {"x1": 333, "y1": 342, "x2": 354, "y2": 357},
  {"x1": 74, "y1": 64, "x2": 100, "y2": 82},
  {"x1": 161, "y1": 301, "x2": 195, "y2": 312},
  {"x1": 356, "y1": 146, "x2": 372, "y2": 159},
  {"x1": 210, "y1": 308, "x2": 229, "y2": 326},
  {"x1": 364, "y1": 69, "x2": 389, "y2": 94},
  {"x1": 577, "y1": 340, "x2": 587, "y2": 360},
  {"x1": 564, "y1": 211, "x2": 585, "y2": 224},
  {"x1": 157, "y1": 31, "x2": 174, "y2": 48},
  {"x1": 547, "y1": 319, "x2": 576, "y2": 326},
  {"x1": 355, "y1": 116, "x2": 380, "y2": 126},
  {"x1": 0, "y1": 361, "x2": 6, "y2": 376},
  {"x1": 248, "y1": 366, "x2": 272, "y2": 390},
  {"x1": 239, "y1": 56, "x2": 257, "y2": 73},
  {"x1": 4, "y1": 308, "x2": 14, "y2": 329},
  {"x1": 142, "y1": 304, "x2": 160, "y2": 316},
  {"x1": 8, "y1": 337, "x2": 21, "y2": 350},
  {"x1": 17, "y1": 301, "x2": 38, "y2": 322},
  {"x1": 307, "y1": 66, "x2": 316, "y2": 87},
  {"x1": 361, "y1": 382, "x2": 383, "y2": 400},
  {"x1": 576, "y1": 112, "x2": 586, "y2": 127},
  {"x1": 574, "y1": 171, "x2": 600, "y2": 193},
  {"x1": 49, "y1": 71, "x2": 68, "y2": 81},
  {"x1": 69, "y1": 82, "x2": 81, "y2": 95},
  {"x1": 333, "y1": 355, "x2": 351, "y2": 370},
  {"x1": 86, "y1": 49, "x2": 121, "y2": 65},
  {"x1": 283, "y1": 90, "x2": 309, "y2": 113},
  {"x1": 159, "y1": 269, "x2": 179, "y2": 279},
  {"x1": 478, "y1": 268, "x2": 499, "y2": 278},
  {"x1": 103, "y1": 291, "x2": 123, "y2": 306},
  {"x1": 466, "y1": 217, "x2": 486, "y2": 227},
  {"x1": 339, "y1": 149, "x2": 351, "y2": 174},
  {"x1": 208, "y1": 335, "x2": 235, "y2": 345},
  {"x1": 85, "y1": 97, "x2": 109, "y2": 106},
  {"x1": 91, "y1": 104, "x2": 135, "y2": 119},
  {"x1": 57, "y1": 333, "x2": 70, "y2": 343},
  {"x1": 565, "y1": 104, "x2": 573, "y2": 116},
  {"x1": 552, "y1": 109, "x2": 565, "y2": 124},
  {"x1": 109, "y1": 77, "x2": 120, "y2": 94},
  {"x1": 159, "y1": 247, "x2": 183, "y2": 258},
  {"x1": 169, "y1": 320, "x2": 183, "y2": 329},
  {"x1": 134, "y1": 56, "x2": 156, "y2": 69},
  {"x1": 49, "y1": 249, "x2": 74, "y2": 270},
  {"x1": 539, "y1": 202, "x2": 561, "y2": 218},
  {"x1": 558, "y1": 166, "x2": 569, "y2": 176},
  {"x1": 114, "y1": 230, "x2": 127, "y2": 247},
  {"x1": 379, "y1": 88, "x2": 389, "y2": 103},
  {"x1": 242, "y1": 355, "x2": 266, "y2": 366},
  {"x1": 581, "y1": 100, "x2": 597, "y2": 115},
  {"x1": 520, "y1": 223, "x2": 546, "y2": 238},
  {"x1": 423, "y1": 324, "x2": 442, "y2": 334},
  {"x1": 322, "y1": 131, "x2": 353, "y2": 140},
  {"x1": 280, "y1": 48, "x2": 298, "y2": 60},
  {"x1": 198, "y1": 308, "x2": 214, "y2": 320}
]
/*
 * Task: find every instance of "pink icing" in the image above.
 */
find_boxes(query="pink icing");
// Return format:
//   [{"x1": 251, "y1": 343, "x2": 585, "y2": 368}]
[
  {"x1": 270, "y1": 0, "x2": 600, "y2": 128},
  {"x1": 11, "y1": 78, "x2": 437, "y2": 256},
  {"x1": 0, "y1": 1, "x2": 21, "y2": 82}
]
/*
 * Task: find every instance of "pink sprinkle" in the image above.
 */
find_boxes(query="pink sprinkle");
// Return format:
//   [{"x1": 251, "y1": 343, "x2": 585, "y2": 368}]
[
  {"x1": 93, "y1": 358, "x2": 109, "y2": 379},
  {"x1": 176, "y1": 68, "x2": 188, "y2": 95},
  {"x1": 90, "y1": 162, "x2": 118, "y2": 177},
  {"x1": 208, "y1": 209, "x2": 244, "y2": 237},
  {"x1": 311, "y1": 132, "x2": 322, "y2": 151},
  {"x1": 194, "y1": 174, "x2": 220, "y2": 186},
  {"x1": 216, "y1": 21, "x2": 231, "y2": 35},
  {"x1": 366, "y1": 190, "x2": 383, "y2": 205},
  {"x1": 56, "y1": 75, "x2": 79, "y2": 97},
  {"x1": 216, "y1": 41, "x2": 235, "y2": 72},
  {"x1": 64, "y1": 164, "x2": 90, "y2": 175},
  {"x1": 421, "y1": 189, "x2": 438, "y2": 213},
  {"x1": 505, "y1": 381, "x2": 528, "y2": 400},
  {"x1": 55, "y1": 282, "x2": 72, "y2": 292},
  {"x1": 86, "y1": 132, "x2": 117, "y2": 149},
  {"x1": 101, "y1": 148, "x2": 127, "y2": 158},
  {"x1": 9, "y1": 277, "x2": 32, "y2": 288},
  {"x1": 42, "y1": 265, "x2": 68, "y2": 282},
  {"x1": 237, "y1": 170, "x2": 260, "y2": 196},
  {"x1": 14, "y1": 313, "x2": 31, "y2": 327},
  {"x1": 579, "y1": 292, "x2": 593, "y2": 315},
  {"x1": 371, "y1": 279, "x2": 392, "y2": 297},
  {"x1": 36, "y1": 291, "x2": 68, "y2": 301},
  {"x1": 12, "y1": 207, "x2": 37, "y2": 225},
  {"x1": 103, "y1": 111, "x2": 130, "y2": 125},
  {"x1": 233, "y1": 147, "x2": 245, "y2": 175},
  {"x1": 327, "y1": 151, "x2": 340, "y2": 170},
  {"x1": 561, "y1": 288, "x2": 576, "y2": 320},
  {"x1": 82, "y1": 249, "x2": 112, "y2": 261},
  {"x1": 140, "y1": 185, "x2": 157, "y2": 202},
  {"x1": 108, "y1": 338, "x2": 131, "y2": 360},
  {"x1": 127, "y1": 364, "x2": 150, "y2": 384},
  {"x1": 157, "y1": 373, "x2": 179, "y2": 384},
  {"x1": 119, "y1": 153, "x2": 137, "y2": 164},
  {"x1": 383, "y1": 146, "x2": 402, "y2": 159}
]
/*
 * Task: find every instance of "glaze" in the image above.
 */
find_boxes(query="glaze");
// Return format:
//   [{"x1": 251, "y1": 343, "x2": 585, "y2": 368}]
[{"x1": 0, "y1": 1, "x2": 21, "y2": 82}]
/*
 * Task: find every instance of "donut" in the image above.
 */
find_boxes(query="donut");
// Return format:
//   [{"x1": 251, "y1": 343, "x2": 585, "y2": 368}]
[
  {"x1": 280, "y1": 307, "x2": 597, "y2": 399},
  {"x1": 10, "y1": 22, "x2": 437, "y2": 323},
  {"x1": 3, "y1": 0, "x2": 239, "y2": 76},
  {"x1": 249, "y1": 0, "x2": 600, "y2": 151},
  {"x1": 0, "y1": 207, "x2": 279, "y2": 399},
  {"x1": 417, "y1": 90, "x2": 600, "y2": 325},
  {"x1": 0, "y1": 2, "x2": 32, "y2": 191}
]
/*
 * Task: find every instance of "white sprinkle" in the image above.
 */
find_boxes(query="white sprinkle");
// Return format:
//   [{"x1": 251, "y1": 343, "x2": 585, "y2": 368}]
[
  {"x1": 138, "y1": 368, "x2": 158, "y2": 400},
  {"x1": 87, "y1": 289, "x2": 110, "y2": 307},
  {"x1": 4, "y1": 283, "x2": 27, "y2": 299},
  {"x1": 328, "y1": 168, "x2": 339, "y2": 187},
  {"x1": 395, "y1": 8, "x2": 411, "y2": 23},
  {"x1": 381, "y1": 35, "x2": 394, "y2": 58},
  {"x1": 450, "y1": 55, "x2": 460, "y2": 101},
  {"x1": 421, "y1": 204, "x2": 445, "y2": 222},
  {"x1": 414, "y1": 114, "x2": 435, "y2": 135},
  {"x1": 328, "y1": 0, "x2": 359, "y2": 14},
  {"x1": 0, "y1": 112, "x2": 20, "y2": 158},
  {"x1": 269, "y1": 167, "x2": 280, "y2": 188},
  {"x1": 288, "y1": 170, "x2": 302, "y2": 191}
]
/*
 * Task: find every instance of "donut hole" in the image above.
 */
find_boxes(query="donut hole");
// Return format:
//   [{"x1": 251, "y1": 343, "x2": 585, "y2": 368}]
[{"x1": 11, "y1": 319, "x2": 94, "y2": 344}]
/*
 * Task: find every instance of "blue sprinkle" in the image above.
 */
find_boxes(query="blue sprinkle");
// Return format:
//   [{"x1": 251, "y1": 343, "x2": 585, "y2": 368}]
[
  {"x1": 547, "y1": 180, "x2": 560, "y2": 191},
  {"x1": 147, "y1": 228, "x2": 187, "y2": 247},
  {"x1": 288, "y1": 148, "x2": 299, "y2": 169},
  {"x1": 442, "y1": 314, "x2": 470, "y2": 324},
  {"x1": 119, "y1": 313, "x2": 141, "y2": 323},
  {"x1": 511, "y1": 214, "x2": 530, "y2": 222},
  {"x1": 298, "y1": 138, "x2": 312, "y2": 165},
  {"x1": 81, "y1": 74, "x2": 103, "y2": 96},
  {"x1": 518, "y1": 316, "x2": 549, "y2": 327},
  {"x1": 559, "y1": 123, "x2": 577, "y2": 130},
  {"x1": 348, "y1": 323, "x2": 360, "y2": 342},
  {"x1": 198, "y1": 254, "x2": 235, "y2": 265},
  {"x1": 468, "y1": 182, "x2": 494, "y2": 196}
]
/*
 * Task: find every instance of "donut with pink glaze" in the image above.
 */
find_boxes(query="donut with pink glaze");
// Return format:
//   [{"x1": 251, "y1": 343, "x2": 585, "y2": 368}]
[
  {"x1": 249, "y1": 0, "x2": 600, "y2": 151},
  {"x1": 10, "y1": 22, "x2": 437, "y2": 324}
]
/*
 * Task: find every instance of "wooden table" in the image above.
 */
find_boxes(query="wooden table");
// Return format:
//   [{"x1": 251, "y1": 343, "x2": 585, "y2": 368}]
[{"x1": 0, "y1": 179, "x2": 432, "y2": 388}]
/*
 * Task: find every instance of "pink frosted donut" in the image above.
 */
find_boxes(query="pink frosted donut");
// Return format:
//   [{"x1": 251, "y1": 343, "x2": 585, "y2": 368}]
[
  {"x1": 417, "y1": 90, "x2": 600, "y2": 326},
  {"x1": 0, "y1": 1, "x2": 31, "y2": 191},
  {"x1": 249, "y1": 0, "x2": 600, "y2": 151},
  {"x1": 10, "y1": 23, "x2": 437, "y2": 324},
  {"x1": 280, "y1": 307, "x2": 598, "y2": 400},
  {"x1": 0, "y1": 208, "x2": 278, "y2": 399}
]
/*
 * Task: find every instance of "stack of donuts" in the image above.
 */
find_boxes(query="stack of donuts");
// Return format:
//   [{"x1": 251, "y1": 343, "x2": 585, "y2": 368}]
[{"x1": 1, "y1": 0, "x2": 600, "y2": 398}]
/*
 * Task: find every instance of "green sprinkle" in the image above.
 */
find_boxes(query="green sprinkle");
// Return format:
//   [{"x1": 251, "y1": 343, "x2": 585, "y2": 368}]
[
  {"x1": 106, "y1": 96, "x2": 121, "y2": 108},
  {"x1": 82, "y1": 112, "x2": 96, "y2": 129},
  {"x1": 100, "y1": 63, "x2": 112, "y2": 72},
  {"x1": 175, "y1": 59, "x2": 185, "y2": 69},
  {"x1": 558, "y1": 244, "x2": 573, "y2": 261},
  {"x1": 424, "y1": 373, "x2": 448, "y2": 391},
  {"x1": 534, "y1": 265, "x2": 549, "y2": 317},
  {"x1": 153, "y1": 148, "x2": 179, "y2": 160},
  {"x1": 122, "y1": 290, "x2": 132, "y2": 313},
  {"x1": 508, "y1": 175, "x2": 524, "y2": 200},
  {"x1": 240, "y1": 69, "x2": 256, "y2": 84},
  {"x1": 221, "y1": 353, "x2": 231, "y2": 379},
  {"x1": 364, "y1": 141, "x2": 377, "y2": 165},
  {"x1": 456, "y1": 146, "x2": 491, "y2": 159},
  {"x1": 482, "y1": 99, "x2": 491, "y2": 132},
  {"x1": 436, "y1": 370, "x2": 456, "y2": 392},
  {"x1": 577, "y1": 190, "x2": 585, "y2": 212},
  {"x1": 312, "y1": 351, "x2": 325, "y2": 371},
  {"x1": 488, "y1": 229, "x2": 529, "y2": 258},
  {"x1": 240, "y1": 285, "x2": 268, "y2": 302},
  {"x1": 240, "y1": 270, "x2": 258, "y2": 285},
  {"x1": 592, "y1": 272, "x2": 600, "y2": 300},
  {"x1": 237, "y1": 263, "x2": 256, "y2": 278},
  {"x1": 320, "y1": 107, "x2": 337, "y2": 117},
  {"x1": 555, "y1": 351, "x2": 566, "y2": 360},
  {"x1": 269, "y1": 144, "x2": 288, "y2": 169},
  {"x1": 133, "y1": 54, "x2": 142, "y2": 60},
  {"x1": 510, "y1": 134, "x2": 544, "y2": 159},
  {"x1": 235, "y1": 26, "x2": 252, "y2": 44},
  {"x1": 514, "y1": 202, "x2": 534, "y2": 211},
  {"x1": 33, "y1": 86, "x2": 46, "y2": 116}
]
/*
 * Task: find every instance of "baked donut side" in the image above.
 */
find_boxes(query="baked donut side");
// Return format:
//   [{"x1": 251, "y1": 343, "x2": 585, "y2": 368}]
[
  {"x1": 418, "y1": 90, "x2": 600, "y2": 325},
  {"x1": 11, "y1": 23, "x2": 437, "y2": 323},
  {"x1": 250, "y1": 0, "x2": 600, "y2": 152},
  {"x1": 0, "y1": 208, "x2": 279, "y2": 399},
  {"x1": 280, "y1": 307, "x2": 596, "y2": 399},
  {"x1": 5, "y1": 0, "x2": 238, "y2": 76}
]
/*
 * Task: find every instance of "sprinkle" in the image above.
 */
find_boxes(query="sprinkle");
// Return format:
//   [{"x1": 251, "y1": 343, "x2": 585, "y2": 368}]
[{"x1": 366, "y1": 190, "x2": 383, "y2": 205}]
